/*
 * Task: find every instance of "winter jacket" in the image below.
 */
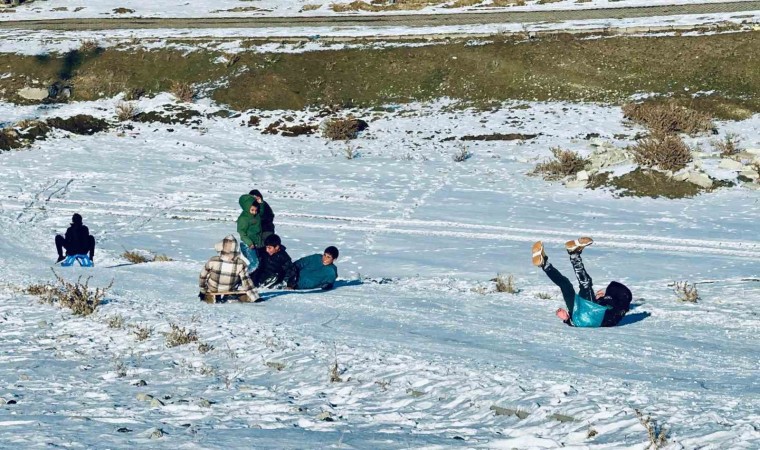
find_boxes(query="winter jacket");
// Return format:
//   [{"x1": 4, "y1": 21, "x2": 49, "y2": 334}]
[
  {"x1": 63, "y1": 223, "x2": 94, "y2": 255},
  {"x1": 237, "y1": 194, "x2": 263, "y2": 248},
  {"x1": 571, "y1": 294, "x2": 612, "y2": 327},
  {"x1": 259, "y1": 200, "x2": 275, "y2": 233},
  {"x1": 286, "y1": 253, "x2": 338, "y2": 290},
  {"x1": 251, "y1": 246, "x2": 294, "y2": 288},
  {"x1": 199, "y1": 235, "x2": 258, "y2": 300}
]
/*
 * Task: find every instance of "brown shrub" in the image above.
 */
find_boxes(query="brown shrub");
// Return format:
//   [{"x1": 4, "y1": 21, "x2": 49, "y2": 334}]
[
  {"x1": 630, "y1": 133, "x2": 692, "y2": 172},
  {"x1": 164, "y1": 323, "x2": 198, "y2": 347},
  {"x1": 26, "y1": 271, "x2": 112, "y2": 316},
  {"x1": 170, "y1": 81, "x2": 194, "y2": 103},
  {"x1": 322, "y1": 117, "x2": 367, "y2": 140},
  {"x1": 116, "y1": 101, "x2": 138, "y2": 121},
  {"x1": 622, "y1": 101, "x2": 714, "y2": 135},
  {"x1": 122, "y1": 250, "x2": 150, "y2": 264},
  {"x1": 531, "y1": 147, "x2": 589, "y2": 180},
  {"x1": 494, "y1": 273, "x2": 518, "y2": 293},
  {"x1": 712, "y1": 133, "x2": 741, "y2": 157}
]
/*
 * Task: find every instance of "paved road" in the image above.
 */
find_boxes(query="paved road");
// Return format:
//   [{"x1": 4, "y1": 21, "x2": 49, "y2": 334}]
[{"x1": 0, "y1": 1, "x2": 758, "y2": 30}]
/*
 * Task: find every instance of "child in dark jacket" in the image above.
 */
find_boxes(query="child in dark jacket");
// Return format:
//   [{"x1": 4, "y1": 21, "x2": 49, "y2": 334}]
[
  {"x1": 250, "y1": 234, "x2": 293, "y2": 288},
  {"x1": 532, "y1": 237, "x2": 632, "y2": 327},
  {"x1": 55, "y1": 213, "x2": 96, "y2": 265}
]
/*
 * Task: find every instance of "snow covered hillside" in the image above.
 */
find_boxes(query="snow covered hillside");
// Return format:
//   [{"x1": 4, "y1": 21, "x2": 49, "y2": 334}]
[{"x1": 0, "y1": 96, "x2": 758, "y2": 448}]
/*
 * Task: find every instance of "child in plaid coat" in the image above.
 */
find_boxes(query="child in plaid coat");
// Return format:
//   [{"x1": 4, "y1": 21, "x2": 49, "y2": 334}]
[{"x1": 199, "y1": 235, "x2": 259, "y2": 302}]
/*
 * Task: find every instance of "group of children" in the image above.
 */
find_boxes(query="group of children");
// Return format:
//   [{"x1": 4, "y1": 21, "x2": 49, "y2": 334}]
[
  {"x1": 52, "y1": 195, "x2": 633, "y2": 326},
  {"x1": 198, "y1": 190, "x2": 340, "y2": 303}
]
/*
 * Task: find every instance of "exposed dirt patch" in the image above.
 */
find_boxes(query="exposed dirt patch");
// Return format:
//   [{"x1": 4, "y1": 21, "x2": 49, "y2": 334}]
[
  {"x1": 133, "y1": 108, "x2": 202, "y2": 125},
  {"x1": 262, "y1": 120, "x2": 318, "y2": 137},
  {"x1": 447, "y1": 132, "x2": 538, "y2": 141},
  {"x1": 46, "y1": 115, "x2": 109, "y2": 135}
]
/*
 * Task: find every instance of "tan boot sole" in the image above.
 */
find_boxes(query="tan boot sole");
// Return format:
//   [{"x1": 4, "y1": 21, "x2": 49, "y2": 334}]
[
  {"x1": 531, "y1": 241, "x2": 546, "y2": 266},
  {"x1": 565, "y1": 237, "x2": 594, "y2": 253}
]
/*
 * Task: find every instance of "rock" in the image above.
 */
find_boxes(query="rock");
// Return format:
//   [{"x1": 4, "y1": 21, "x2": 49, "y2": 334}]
[
  {"x1": 549, "y1": 413, "x2": 575, "y2": 423},
  {"x1": 744, "y1": 148, "x2": 760, "y2": 156},
  {"x1": 672, "y1": 171, "x2": 689, "y2": 182},
  {"x1": 588, "y1": 147, "x2": 630, "y2": 171},
  {"x1": 197, "y1": 398, "x2": 212, "y2": 408},
  {"x1": 316, "y1": 411, "x2": 334, "y2": 422},
  {"x1": 718, "y1": 158, "x2": 743, "y2": 170},
  {"x1": 687, "y1": 172, "x2": 713, "y2": 188},
  {"x1": 132, "y1": 380, "x2": 147, "y2": 387},
  {"x1": 148, "y1": 428, "x2": 165, "y2": 439},
  {"x1": 116, "y1": 427, "x2": 132, "y2": 433},
  {"x1": 150, "y1": 398, "x2": 165, "y2": 407},
  {"x1": 136, "y1": 393, "x2": 153, "y2": 402},
  {"x1": 564, "y1": 179, "x2": 587, "y2": 189},
  {"x1": 576, "y1": 170, "x2": 589, "y2": 182},
  {"x1": 745, "y1": 182, "x2": 760, "y2": 190},
  {"x1": 17, "y1": 87, "x2": 48, "y2": 101},
  {"x1": 739, "y1": 169, "x2": 759, "y2": 180},
  {"x1": 490, "y1": 405, "x2": 530, "y2": 420}
]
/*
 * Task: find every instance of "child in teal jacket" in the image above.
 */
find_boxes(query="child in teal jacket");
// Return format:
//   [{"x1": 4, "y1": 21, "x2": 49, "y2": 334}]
[
  {"x1": 285, "y1": 246, "x2": 339, "y2": 290},
  {"x1": 532, "y1": 237, "x2": 632, "y2": 327}
]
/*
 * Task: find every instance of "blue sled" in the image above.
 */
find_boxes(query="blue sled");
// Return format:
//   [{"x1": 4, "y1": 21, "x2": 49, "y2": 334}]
[{"x1": 61, "y1": 254, "x2": 93, "y2": 267}]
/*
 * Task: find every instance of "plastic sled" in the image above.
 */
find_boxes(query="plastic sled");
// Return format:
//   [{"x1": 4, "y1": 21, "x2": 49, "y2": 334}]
[{"x1": 61, "y1": 254, "x2": 93, "y2": 267}]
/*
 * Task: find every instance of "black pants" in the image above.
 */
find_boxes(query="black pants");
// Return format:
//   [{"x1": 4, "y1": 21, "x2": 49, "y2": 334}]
[
  {"x1": 542, "y1": 253, "x2": 594, "y2": 314},
  {"x1": 55, "y1": 234, "x2": 95, "y2": 259}
]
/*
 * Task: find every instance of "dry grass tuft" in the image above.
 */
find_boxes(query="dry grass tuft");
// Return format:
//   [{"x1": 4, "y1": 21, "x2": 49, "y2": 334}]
[
  {"x1": 494, "y1": 273, "x2": 518, "y2": 294},
  {"x1": 630, "y1": 133, "x2": 692, "y2": 172},
  {"x1": 198, "y1": 342, "x2": 215, "y2": 354},
  {"x1": 712, "y1": 133, "x2": 741, "y2": 157},
  {"x1": 78, "y1": 40, "x2": 101, "y2": 53},
  {"x1": 133, "y1": 324, "x2": 153, "y2": 341},
  {"x1": 622, "y1": 101, "x2": 714, "y2": 136},
  {"x1": 122, "y1": 250, "x2": 150, "y2": 264},
  {"x1": 164, "y1": 323, "x2": 199, "y2": 347},
  {"x1": 116, "y1": 101, "x2": 138, "y2": 121},
  {"x1": 108, "y1": 315, "x2": 125, "y2": 329},
  {"x1": 25, "y1": 271, "x2": 112, "y2": 316},
  {"x1": 343, "y1": 142, "x2": 358, "y2": 160},
  {"x1": 329, "y1": 360, "x2": 343, "y2": 382},
  {"x1": 673, "y1": 281, "x2": 699, "y2": 303},
  {"x1": 123, "y1": 250, "x2": 173, "y2": 264},
  {"x1": 491, "y1": 0, "x2": 525, "y2": 5},
  {"x1": 170, "y1": 81, "x2": 194, "y2": 103},
  {"x1": 531, "y1": 147, "x2": 589, "y2": 180},
  {"x1": 635, "y1": 409, "x2": 670, "y2": 449},
  {"x1": 301, "y1": 3, "x2": 321, "y2": 10},
  {"x1": 535, "y1": 292, "x2": 553, "y2": 300}
]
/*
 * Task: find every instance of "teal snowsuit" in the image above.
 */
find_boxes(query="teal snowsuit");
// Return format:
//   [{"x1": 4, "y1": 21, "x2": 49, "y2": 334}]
[{"x1": 288, "y1": 254, "x2": 338, "y2": 290}]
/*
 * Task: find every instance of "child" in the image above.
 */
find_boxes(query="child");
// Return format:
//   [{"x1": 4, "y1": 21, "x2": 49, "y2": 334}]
[
  {"x1": 199, "y1": 235, "x2": 259, "y2": 303},
  {"x1": 55, "y1": 213, "x2": 96, "y2": 266},
  {"x1": 532, "y1": 237, "x2": 632, "y2": 327},
  {"x1": 237, "y1": 194, "x2": 263, "y2": 269},
  {"x1": 285, "y1": 246, "x2": 339, "y2": 291},
  {"x1": 250, "y1": 234, "x2": 294, "y2": 288}
]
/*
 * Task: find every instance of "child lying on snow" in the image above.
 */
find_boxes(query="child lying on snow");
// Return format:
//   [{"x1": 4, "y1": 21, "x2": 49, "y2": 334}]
[
  {"x1": 532, "y1": 237, "x2": 632, "y2": 327},
  {"x1": 199, "y1": 235, "x2": 260, "y2": 303},
  {"x1": 285, "y1": 246, "x2": 339, "y2": 291}
]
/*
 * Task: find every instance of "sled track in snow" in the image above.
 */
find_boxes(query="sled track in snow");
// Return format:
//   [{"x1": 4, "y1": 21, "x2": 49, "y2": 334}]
[{"x1": 12, "y1": 199, "x2": 760, "y2": 260}]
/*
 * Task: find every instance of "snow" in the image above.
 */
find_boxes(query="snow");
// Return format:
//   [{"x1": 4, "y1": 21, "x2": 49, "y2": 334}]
[
  {"x1": 0, "y1": 0, "x2": 758, "y2": 20},
  {"x1": 0, "y1": 95, "x2": 758, "y2": 448}
]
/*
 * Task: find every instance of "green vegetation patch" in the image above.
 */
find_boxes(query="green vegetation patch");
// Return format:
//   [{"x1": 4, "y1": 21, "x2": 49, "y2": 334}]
[{"x1": 0, "y1": 32, "x2": 758, "y2": 113}]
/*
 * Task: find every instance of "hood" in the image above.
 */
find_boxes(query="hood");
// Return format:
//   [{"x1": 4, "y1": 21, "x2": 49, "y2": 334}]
[
  {"x1": 239, "y1": 194, "x2": 256, "y2": 213},
  {"x1": 214, "y1": 234, "x2": 240, "y2": 259},
  {"x1": 604, "y1": 281, "x2": 632, "y2": 309}
]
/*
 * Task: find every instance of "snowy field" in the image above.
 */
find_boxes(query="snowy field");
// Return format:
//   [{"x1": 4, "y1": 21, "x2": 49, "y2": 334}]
[
  {"x1": 0, "y1": 95, "x2": 758, "y2": 448},
  {"x1": 1, "y1": 0, "x2": 758, "y2": 20}
]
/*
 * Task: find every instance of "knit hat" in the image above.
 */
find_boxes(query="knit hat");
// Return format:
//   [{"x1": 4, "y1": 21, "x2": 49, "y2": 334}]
[
  {"x1": 72, "y1": 213, "x2": 83, "y2": 225},
  {"x1": 324, "y1": 246, "x2": 339, "y2": 259},
  {"x1": 249, "y1": 189, "x2": 263, "y2": 199},
  {"x1": 604, "y1": 281, "x2": 632, "y2": 311}
]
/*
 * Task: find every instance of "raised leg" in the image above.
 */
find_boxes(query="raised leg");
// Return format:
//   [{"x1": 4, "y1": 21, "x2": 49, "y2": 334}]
[
  {"x1": 542, "y1": 263, "x2": 576, "y2": 313},
  {"x1": 569, "y1": 253, "x2": 595, "y2": 302}
]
